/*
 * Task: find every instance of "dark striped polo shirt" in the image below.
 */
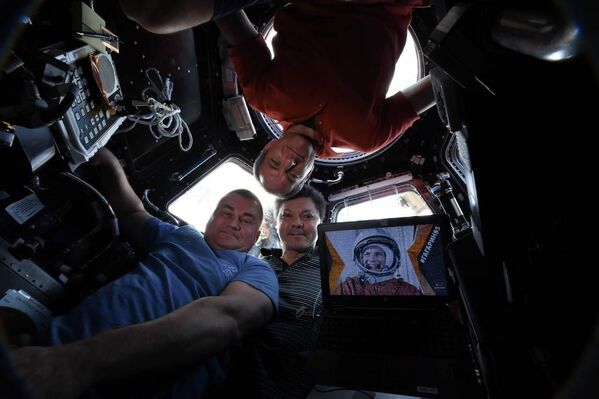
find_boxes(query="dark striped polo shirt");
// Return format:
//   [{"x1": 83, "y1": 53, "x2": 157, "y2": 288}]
[{"x1": 218, "y1": 250, "x2": 322, "y2": 398}]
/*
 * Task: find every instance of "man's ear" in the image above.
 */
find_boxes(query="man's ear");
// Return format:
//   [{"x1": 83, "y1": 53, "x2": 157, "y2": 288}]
[
  {"x1": 303, "y1": 164, "x2": 315, "y2": 183},
  {"x1": 254, "y1": 229, "x2": 261, "y2": 244}
]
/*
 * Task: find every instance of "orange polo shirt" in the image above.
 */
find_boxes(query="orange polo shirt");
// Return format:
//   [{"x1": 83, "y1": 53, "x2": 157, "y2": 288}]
[{"x1": 228, "y1": 1, "x2": 427, "y2": 157}]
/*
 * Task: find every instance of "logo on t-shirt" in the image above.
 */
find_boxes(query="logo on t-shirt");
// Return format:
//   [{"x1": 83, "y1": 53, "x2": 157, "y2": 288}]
[{"x1": 220, "y1": 260, "x2": 239, "y2": 280}]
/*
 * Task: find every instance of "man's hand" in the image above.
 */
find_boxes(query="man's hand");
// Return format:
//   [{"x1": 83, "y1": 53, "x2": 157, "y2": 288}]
[
  {"x1": 215, "y1": 10, "x2": 259, "y2": 46},
  {"x1": 89, "y1": 147, "x2": 120, "y2": 168},
  {"x1": 10, "y1": 345, "x2": 89, "y2": 399},
  {"x1": 9, "y1": 282, "x2": 274, "y2": 398},
  {"x1": 402, "y1": 75, "x2": 435, "y2": 115},
  {"x1": 120, "y1": 0, "x2": 215, "y2": 34}
]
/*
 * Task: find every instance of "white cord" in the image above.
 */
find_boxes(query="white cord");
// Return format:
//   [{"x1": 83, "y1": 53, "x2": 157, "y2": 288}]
[
  {"x1": 312, "y1": 290, "x2": 322, "y2": 319},
  {"x1": 119, "y1": 68, "x2": 193, "y2": 152}
]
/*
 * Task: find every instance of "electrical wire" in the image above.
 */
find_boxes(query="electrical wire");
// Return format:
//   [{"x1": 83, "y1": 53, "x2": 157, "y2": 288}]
[
  {"x1": 58, "y1": 172, "x2": 120, "y2": 273},
  {"x1": 312, "y1": 289, "x2": 322, "y2": 319},
  {"x1": 118, "y1": 68, "x2": 193, "y2": 152},
  {"x1": 142, "y1": 189, "x2": 180, "y2": 226}
]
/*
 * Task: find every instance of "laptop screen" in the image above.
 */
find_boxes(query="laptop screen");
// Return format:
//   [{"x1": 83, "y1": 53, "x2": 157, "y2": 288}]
[{"x1": 318, "y1": 214, "x2": 452, "y2": 310}]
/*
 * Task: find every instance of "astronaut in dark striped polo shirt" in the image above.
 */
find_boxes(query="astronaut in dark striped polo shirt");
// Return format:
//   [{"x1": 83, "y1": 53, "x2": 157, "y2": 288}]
[{"x1": 212, "y1": 184, "x2": 326, "y2": 398}]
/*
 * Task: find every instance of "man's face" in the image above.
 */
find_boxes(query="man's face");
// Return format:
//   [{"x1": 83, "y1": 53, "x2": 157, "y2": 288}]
[
  {"x1": 204, "y1": 193, "x2": 262, "y2": 252},
  {"x1": 258, "y1": 126, "x2": 316, "y2": 196},
  {"x1": 362, "y1": 244, "x2": 386, "y2": 271},
  {"x1": 276, "y1": 196, "x2": 320, "y2": 254}
]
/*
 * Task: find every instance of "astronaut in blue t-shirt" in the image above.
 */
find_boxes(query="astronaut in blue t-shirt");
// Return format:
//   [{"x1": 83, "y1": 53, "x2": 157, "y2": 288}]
[{"x1": 10, "y1": 148, "x2": 278, "y2": 399}]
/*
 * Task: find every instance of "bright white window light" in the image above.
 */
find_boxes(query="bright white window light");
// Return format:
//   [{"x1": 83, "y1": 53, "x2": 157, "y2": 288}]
[
  {"x1": 335, "y1": 190, "x2": 432, "y2": 223},
  {"x1": 386, "y1": 32, "x2": 419, "y2": 98},
  {"x1": 168, "y1": 159, "x2": 277, "y2": 232}
]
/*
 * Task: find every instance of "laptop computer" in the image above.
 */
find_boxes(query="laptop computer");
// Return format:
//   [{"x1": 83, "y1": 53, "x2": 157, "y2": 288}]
[{"x1": 309, "y1": 214, "x2": 480, "y2": 398}]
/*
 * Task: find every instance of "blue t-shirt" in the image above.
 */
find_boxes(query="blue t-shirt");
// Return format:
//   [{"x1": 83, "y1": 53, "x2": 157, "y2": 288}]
[{"x1": 44, "y1": 217, "x2": 278, "y2": 398}]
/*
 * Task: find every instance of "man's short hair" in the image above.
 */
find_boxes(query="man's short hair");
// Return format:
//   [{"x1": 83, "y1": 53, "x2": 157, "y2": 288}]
[
  {"x1": 226, "y1": 189, "x2": 264, "y2": 222},
  {"x1": 253, "y1": 148, "x2": 267, "y2": 184},
  {"x1": 274, "y1": 184, "x2": 326, "y2": 220}
]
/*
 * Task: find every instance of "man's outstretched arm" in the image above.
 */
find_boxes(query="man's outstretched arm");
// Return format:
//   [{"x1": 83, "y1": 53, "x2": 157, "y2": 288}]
[
  {"x1": 119, "y1": 0, "x2": 215, "y2": 34},
  {"x1": 217, "y1": 11, "x2": 280, "y2": 114},
  {"x1": 215, "y1": 10, "x2": 259, "y2": 46},
  {"x1": 10, "y1": 281, "x2": 274, "y2": 399},
  {"x1": 90, "y1": 148, "x2": 151, "y2": 249},
  {"x1": 332, "y1": 75, "x2": 436, "y2": 153},
  {"x1": 402, "y1": 74, "x2": 435, "y2": 115}
]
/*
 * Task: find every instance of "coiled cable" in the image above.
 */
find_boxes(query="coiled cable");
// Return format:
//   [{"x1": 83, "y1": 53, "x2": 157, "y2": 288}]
[{"x1": 118, "y1": 68, "x2": 193, "y2": 152}]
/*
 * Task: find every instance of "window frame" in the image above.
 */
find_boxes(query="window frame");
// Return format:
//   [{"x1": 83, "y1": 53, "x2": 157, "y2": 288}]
[
  {"x1": 328, "y1": 174, "x2": 440, "y2": 223},
  {"x1": 166, "y1": 155, "x2": 265, "y2": 228}
]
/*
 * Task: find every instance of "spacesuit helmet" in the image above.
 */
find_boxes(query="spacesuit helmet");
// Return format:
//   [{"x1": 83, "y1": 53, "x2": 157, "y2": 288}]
[{"x1": 353, "y1": 230, "x2": 400, "y2": 277}]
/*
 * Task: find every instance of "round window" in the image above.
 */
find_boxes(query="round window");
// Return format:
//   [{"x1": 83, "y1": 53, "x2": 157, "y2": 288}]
[{"x1": 254, "y1": 19, "x2": 425, "y2": 165}]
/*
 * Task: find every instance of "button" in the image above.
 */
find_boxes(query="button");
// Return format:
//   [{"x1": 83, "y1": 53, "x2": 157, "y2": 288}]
[
  {"x1": 86, "y1": 89, "x2": 91, "y2": 96},
  {"x1": 91, "y1": 118, "x2": 95, "y2": 125},
  {"x1": 75, "y1": 112, "x2": 80, "y2": 120},
  {"x1": 93, "y1": 127, "x2": 98, "y2": 135},
  {"x1": 101, "y1": 120, "x2": 106, "y2": 127},
  {"x1": 84, "y1": 136, "x2": 89, "y2": 144},
  {"x1": 85, "y1": 104, "x2": 90, "y2": 113}
]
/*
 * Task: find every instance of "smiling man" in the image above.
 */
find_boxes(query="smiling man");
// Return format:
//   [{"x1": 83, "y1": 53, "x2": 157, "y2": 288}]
[
  {"x1": 121, "y1": 0, "x2": 435, "y2": 198},
  {"x1": 274, "y1": 184, "x2": 323, "y2": 266},
  {"x1": 340, "y1": 230, "x2": 420, "y2": 296},
  {"x1": 252, "y1": 124, "x2": 320, "y2": 198},
  {"x1": 213, "y1": 185, "x2": 328, "y2": 398},
  {"x1": 204, "y1": 192, "x2": 264, "y2": 251},
  {"x1": 10, "y1": 148, "x2": 278, "y2": 399},
  {"x1": 363, "y1": 244, "x2": 387, "y2": 271},
  {"x1": 214, "y1": 2, "x2": 436, "y2": 197}
]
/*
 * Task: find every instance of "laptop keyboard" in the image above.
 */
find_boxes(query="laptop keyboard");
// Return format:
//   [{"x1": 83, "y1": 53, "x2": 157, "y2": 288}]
[{"x1": 316, "y1": 316, "x2": 458, "y2": 357}]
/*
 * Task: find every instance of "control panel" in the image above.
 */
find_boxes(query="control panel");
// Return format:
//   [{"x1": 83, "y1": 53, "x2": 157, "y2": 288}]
[{"x1": 49, "y1": 45, "x2": 125, "y2": 169}]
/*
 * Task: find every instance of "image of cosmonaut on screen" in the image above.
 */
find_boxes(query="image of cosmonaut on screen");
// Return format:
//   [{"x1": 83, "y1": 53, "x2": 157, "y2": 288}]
[{"x1": 327, "y1": 224, "x2": 448, "y2": 297}]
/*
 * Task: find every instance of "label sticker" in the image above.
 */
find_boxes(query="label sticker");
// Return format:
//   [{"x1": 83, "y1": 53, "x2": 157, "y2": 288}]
[
  {"x1": 417, "y1": 386, "x2": 439, "y2": 394},
  {"x1": 5, "y1": 193, "x2": 44, "y2": 224},
  {"x1": 0, "y1": 289, "x2": 52, "y2": 332}
]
